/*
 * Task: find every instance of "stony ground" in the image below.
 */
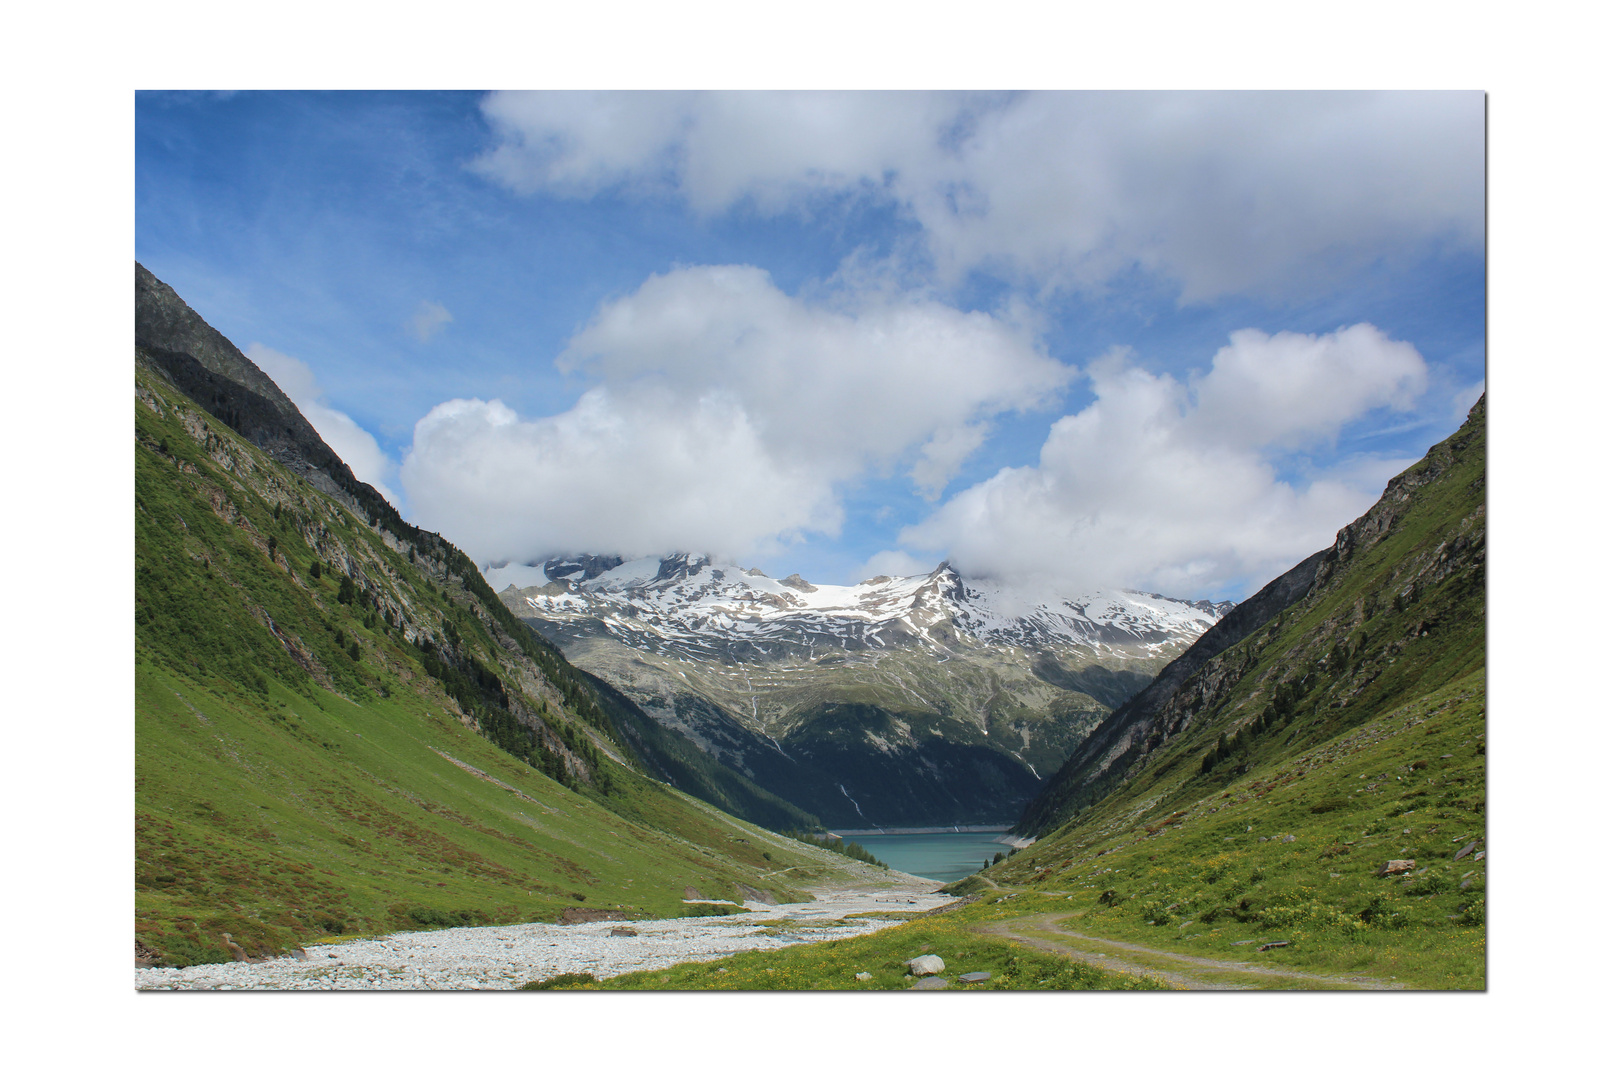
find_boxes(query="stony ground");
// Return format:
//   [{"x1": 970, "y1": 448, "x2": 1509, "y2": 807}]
[{"x1": 135, "y1": 879, "x2": 951, "y2": 991}]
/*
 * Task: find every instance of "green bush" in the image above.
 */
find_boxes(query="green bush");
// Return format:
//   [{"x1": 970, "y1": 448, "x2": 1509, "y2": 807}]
[{"x1": 519, "y1": 972, "x2": 598, "y2": 990}]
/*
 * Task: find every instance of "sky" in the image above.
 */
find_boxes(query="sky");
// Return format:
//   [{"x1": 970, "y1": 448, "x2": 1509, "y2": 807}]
[{"x1": 136, "y1": 90, "x2": 1484, "y2": 601}]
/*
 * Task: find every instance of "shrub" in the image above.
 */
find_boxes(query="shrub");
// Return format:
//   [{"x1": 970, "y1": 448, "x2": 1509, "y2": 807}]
[{"x1": 1358, "y1": 893, "x2": 1410, "y2": 930}]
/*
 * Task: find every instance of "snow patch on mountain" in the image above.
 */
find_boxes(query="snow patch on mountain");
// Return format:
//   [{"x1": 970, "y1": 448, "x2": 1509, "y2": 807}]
[{"x1": 486, "y1": 554, "x2": 1233, "y2": 663}]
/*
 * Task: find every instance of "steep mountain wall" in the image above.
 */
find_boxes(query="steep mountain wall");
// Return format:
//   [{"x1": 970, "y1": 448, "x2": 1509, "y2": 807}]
[{"x1": 1017, "y1": 396, "x2": 1485, "y2": 837}]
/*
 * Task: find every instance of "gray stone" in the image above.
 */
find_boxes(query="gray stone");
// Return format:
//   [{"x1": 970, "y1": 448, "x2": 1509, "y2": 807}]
[
  {"x1": 1378, "y1": 859, "x2": 1417, "y2": 876},
  {"x1": 609, "y1": 926, "x2": 638, "y2": 937},
  {"x1": 912, "y1": 976, "x2": 949, "y2": 990},
  {"x1": 906, "y1": 954, "x2": 946, "y2": 976},
  {"x1": 958, "y1": 972, "x2": 992, "y2": 983},
  {"x1": 1453, "y1": 841, "x2": 1478, "y2": 861},
  {"x1": 855, "y1": 972, "x2": 872, "y2": 981}
]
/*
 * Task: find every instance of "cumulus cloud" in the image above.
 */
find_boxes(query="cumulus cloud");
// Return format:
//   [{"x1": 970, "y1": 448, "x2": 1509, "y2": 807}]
[
  {"x1": 408, "y1": 300, "x2": 453, "y2": 343},
  {"x1": 399, "y1": 265, "x2": 1073, "y2": 567},
  {"x1": 401, "y1": 391, "x2": 832, "y2": 564},
  {"x1": 247, "y1": 343, "x2": 399, "y2": 505},
  {"x1": 899, "y1": 324, "x2": 1429, "y2": 599},
  {"x1": 473, "y1": 90, "x2": 1483, "y2": 301}
]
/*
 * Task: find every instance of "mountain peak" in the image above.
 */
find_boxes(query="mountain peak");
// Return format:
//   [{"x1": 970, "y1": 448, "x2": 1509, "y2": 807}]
[{"x1": 495, "y1": 552, "x2": 1228, "y2": 666}]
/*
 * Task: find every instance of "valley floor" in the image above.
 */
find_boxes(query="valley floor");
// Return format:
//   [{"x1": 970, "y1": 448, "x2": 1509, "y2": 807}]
[
  {"x1": 134, "y1": 877, "x2": 950, "y2": 991},
  {"x1": 979, "y1": 910, "x2": 1406, "y2": 990}
]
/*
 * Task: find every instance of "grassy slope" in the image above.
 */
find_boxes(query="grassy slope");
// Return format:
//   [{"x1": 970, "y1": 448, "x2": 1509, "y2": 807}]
[
  {"x1": 957, "y1": 401, "x2": 1488, "y2": 989},
  {"x1": 584, "y1": 402, "x2": 1487, "y2": 991},
  {"x1": 134, "y1": 364, "x2": 878, "y2": 967},
  {"x1": 981, "y1": 670, "x2": 1485, "y2": 988},
  {"x1": 581, "y1": 669, "x2": 1483, "y2": 991}
]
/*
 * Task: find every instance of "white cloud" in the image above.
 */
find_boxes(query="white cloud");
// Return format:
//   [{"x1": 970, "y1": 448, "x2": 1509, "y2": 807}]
[
  {"x1": 408, "y1": 300, "x2": 453, "y2": 343},
  {"x1": 473, "y1": 90, "x2": 1483, "y2": 301},
  {"x1": 855, "y1": 549, "x2": 934, "y2": 582},
  {"x1": 399, "y1": 265, "x2": 1073, "y2": 567},
  {"x1": 400, "y1": 391, "x2": 833, "y2": 565},
  {"x1": 1188, "y1": 324, "x2": 1427, "y2": 448},
  {"x1": 247, "y1": 343, "x2": 399, "y2": 505},
  {"x1": 899, "y1": 324, "x2": 1429, "y2": 599}
]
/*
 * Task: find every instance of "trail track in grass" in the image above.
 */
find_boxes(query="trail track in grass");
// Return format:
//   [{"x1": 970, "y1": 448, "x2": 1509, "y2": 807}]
[{"x1": 977, "y1": 911, "x2": 1408, "y2": 990}]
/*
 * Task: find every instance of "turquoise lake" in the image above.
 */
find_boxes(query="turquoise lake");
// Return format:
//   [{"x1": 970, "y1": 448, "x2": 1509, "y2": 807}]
[{"x1": 842, "y1": 832, "x2": 1015, "y2": 882}]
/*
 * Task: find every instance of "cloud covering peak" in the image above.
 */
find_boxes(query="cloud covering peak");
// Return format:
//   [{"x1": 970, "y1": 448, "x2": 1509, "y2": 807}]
[
  {"x1": 400, "y1": 265, "x2": 1073, "y2": 566},
  {"x1": 900, "y1": 324, "x2": 1427, "y2": 596}
]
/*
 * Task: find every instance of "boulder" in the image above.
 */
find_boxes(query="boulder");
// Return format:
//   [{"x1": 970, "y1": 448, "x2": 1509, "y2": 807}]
[
  {"x1": 958, "y1": 972, "x2": 992, "y2": 983},
  {"x1": 559, "y1": 907, "x2": 622, "y2": 925},
  {"x1": 609, "y1": 926, "x2": 638, "y2": 937},
  {"x1": 912, "y1": 976, "x2": 949, "y2": 990},
  {"x1": 739, "y1": 884, "x2": 776, "y2": 905},
  {"x1": 855, "y1": 972, "x2": 872, "y2": 981},
  {"x1": 1453, "y1": 841, "x2": 1478, "y2": 861},
  {"x1": 906, "y1": 954, "x2": 946, "y2": 976},
  {"x1": 1377, "y1": 859, "x2": 1417, "y2": 877}
]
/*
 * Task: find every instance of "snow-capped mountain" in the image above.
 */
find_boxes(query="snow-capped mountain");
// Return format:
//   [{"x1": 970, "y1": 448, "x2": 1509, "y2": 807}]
[
  {"x1": 486, "y1": 553, "x2": 1234, "y2": 829},
  {"x1": 486, "y1": 553, "x2": 1231, "y2": 665}
]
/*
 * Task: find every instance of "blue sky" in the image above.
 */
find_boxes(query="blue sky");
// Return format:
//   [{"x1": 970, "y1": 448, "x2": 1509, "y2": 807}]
[{"x1": 136, "y1": 90, "x2": 1483, "y2": 600}]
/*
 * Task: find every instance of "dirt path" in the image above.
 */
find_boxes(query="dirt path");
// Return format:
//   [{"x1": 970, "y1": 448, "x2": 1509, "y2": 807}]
[{"x1": 978, "y1": 911, "x2": 1406, "y2": 991}]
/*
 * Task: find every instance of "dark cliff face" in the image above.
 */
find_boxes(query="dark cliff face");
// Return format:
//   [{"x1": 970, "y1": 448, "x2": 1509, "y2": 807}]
[
  {"x1": 1016, "y1": 396, "x2": 1486, "y2": 837},
  {"x1": 135, "y1": 261, "x2": 453, "y2": 564},
  {"x1": 136, "y1": 262, "x2": 368, "y2": 509}
]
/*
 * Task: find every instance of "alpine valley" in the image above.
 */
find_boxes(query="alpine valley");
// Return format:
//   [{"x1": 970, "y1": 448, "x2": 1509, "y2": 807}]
[
  {"x1": 132, "y1": 261, "x2": 1485, "y2": 991},
  {"x1": 133, "y1": 264, "x2": 907, "y2": 968},
  {"x1": 491, "y1": 556, "x2": 1232, "y2": 827}
]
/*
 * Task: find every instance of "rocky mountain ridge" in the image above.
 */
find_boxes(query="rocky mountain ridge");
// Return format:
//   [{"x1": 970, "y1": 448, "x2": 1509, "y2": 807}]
[
  {"x1": 490, "y1": 554, "x2": 1232, "y2": 667},
  {"x1": 493, "y1": 554, "x2": 1235, "y2": 828}
]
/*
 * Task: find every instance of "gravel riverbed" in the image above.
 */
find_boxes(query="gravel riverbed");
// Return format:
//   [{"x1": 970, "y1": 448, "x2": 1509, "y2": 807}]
[{"x1": 136, "y1": 879, "x2": 952, "y2": 991}]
